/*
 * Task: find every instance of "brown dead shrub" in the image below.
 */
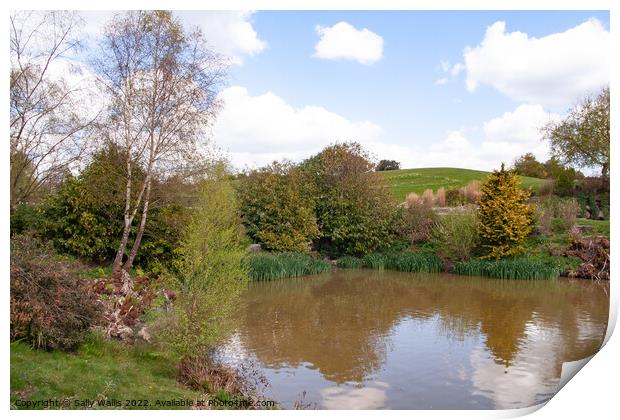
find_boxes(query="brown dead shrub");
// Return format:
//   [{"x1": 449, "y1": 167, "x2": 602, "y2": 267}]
[
  {"x1": 10, "y1": 234, "x2": 102, "y2": 350},
  {"x1": 565, "y1": 236, "x2": 610, "y2": 281}
]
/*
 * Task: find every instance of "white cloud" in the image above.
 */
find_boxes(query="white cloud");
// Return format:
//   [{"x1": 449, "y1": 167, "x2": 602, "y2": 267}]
[
  {"x1": 415, "y1": 104, "x2": 558, "y2": 170},
  {"x1": 214, "y1": 90, "x2": 558, "y2": 172},
  {"x1": 212, "y1": 86, "x2": 382, "y2": 169},
  {"x1": 435, "y1": 77, "x2": 448, "y2": 86},
  {"x1": 463, "y1": 19, "x2": 609, "y2": 107},
  {"x1": 313, "y1": 21, "x2": 383, "y2": 65},
  {"x1": 438, "y1": 61, "x2": 464, "y2": 77},
  {"x1": 81, "y1": 11, "x2": 266, "y2": 65},
  {"x1": 176, "y1": 11, "x2": 266, "y2": 64}
]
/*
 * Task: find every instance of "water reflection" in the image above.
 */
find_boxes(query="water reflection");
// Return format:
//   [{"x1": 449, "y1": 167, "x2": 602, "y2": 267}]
[{"x1": 218, "y1": 269, "x2": 608, "y2": 409}]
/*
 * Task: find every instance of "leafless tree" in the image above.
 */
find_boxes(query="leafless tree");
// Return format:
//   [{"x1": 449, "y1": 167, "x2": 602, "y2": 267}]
[
  {"x1": 94, "y1": 11, "x2": 226, "y2": 275},
  {"x1": 10, "y1": 11, "x2": 99, "y2": 209}
]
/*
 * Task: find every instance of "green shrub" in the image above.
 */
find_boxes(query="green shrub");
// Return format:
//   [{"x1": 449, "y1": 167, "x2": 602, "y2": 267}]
[
  {"x1": 248, "y1": 252, "x2": 331, "y2": 281},
  {"x1": 453, "y1": 257, "x2": 560, "y2": 280},
  {"x1": 10, "y1": 203, "x2": 39, "y2": 236},
  {"x1": 155, "y1": 164, "x2": 249, "y2": 359},
  {"x1": 237, "y1": 162, "x2": 319, "y2": 253},
  {"x1": 301, "y1": 142, "x2": 401, "y2": 257},
  {"x1": 477, "y1": 164, "x2": 534, "y2": 259},
  {"x1": 336, "y1": 256, "x2": 364, "y2": 268},
  {"x1": 10, "y1": 234, "x2": 102, "y2": 350},
  {"x1": 431, "y1": 213, "x2": 478, "y2": 262},
  {"x1": 37, "y1": 145, "x2": 186, "y2": 271}
]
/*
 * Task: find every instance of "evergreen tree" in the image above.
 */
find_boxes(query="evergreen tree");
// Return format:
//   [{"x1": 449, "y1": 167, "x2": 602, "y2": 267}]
[{"x1": 477, "y1": 163, "x2": 534, "y2": 259}]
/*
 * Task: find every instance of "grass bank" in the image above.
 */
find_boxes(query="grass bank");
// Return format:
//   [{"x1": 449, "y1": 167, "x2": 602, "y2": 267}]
[
  {"x1": 10, "y1": 334, "x2": 200, "y2": 409},
  {"x1": 248, "y1": 252, "x2": 331, "y2": 281},
  {"x1": 379, "y1": 167, "x2": 544, "y2": 202}
]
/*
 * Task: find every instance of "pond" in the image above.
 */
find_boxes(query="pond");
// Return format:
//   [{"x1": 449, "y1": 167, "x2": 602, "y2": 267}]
[{"x1": 215, "y1": 269, "x2": 609, "y2": 409}]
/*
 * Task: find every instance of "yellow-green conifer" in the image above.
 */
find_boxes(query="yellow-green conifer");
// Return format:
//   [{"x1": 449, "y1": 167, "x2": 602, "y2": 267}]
[{"x1": 477, "y1": 163, "x2": 534, "y2": 259}]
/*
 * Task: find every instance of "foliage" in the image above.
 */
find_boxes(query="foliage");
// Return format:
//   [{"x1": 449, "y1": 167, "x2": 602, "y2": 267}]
[
  {"x1": 237, "y1": 162, "x2": 319, "y2": 253},
  {"x1": 39, "y1": 176, "x2": 123, "y2": 262},
  {"x1": 512, "y1": 153, "x2": 547, "y2": 178},
  {"x1": 401, "y1": 202, "x2": 438, "y2": 242},
  {"x1": 37, "y1": 145, "x2": 186, "y2": 271},
  {"x1": 477, "y1": 164, "x2": 534, "y2": 259},
  {"x1": 336, "y1": 256, "x2": 364, "y2": 268},
  {"x1": 543, "y1": 86, "x2": 610, "y2": 181},
  {"x1": 376, "y1": 159, "x2": 400, "y2": 171},
  {"x1": 431, "y1": 213, "x2": 479, "y2": 262},
  {"x1": 445, "y1": 188, "x2": 465, "y2": 206},
  {"x1": 361, "y1": 251, "x2": 442, "y2": 272},
  {"x1": 248, "y1": 253, "x2": 331, "y2": 281},
  {"x1": 301, "y1": 142, "x2": 401, "y2": 257},
  {"x1": 10, "y1": 234, "x2": 102, "y2": 350},
  {"x1": 542, "y1": 157, "x2": 578, "y2": 197},
  {"x1": 10, "y1": 203, "x2": 39, "y2": 236},
  {"x1": 453, "y1": 258, "x2": 560, "y2": 280},
  {"x1": 156, "y1": 165, "x2": 249, "y2": 358}
]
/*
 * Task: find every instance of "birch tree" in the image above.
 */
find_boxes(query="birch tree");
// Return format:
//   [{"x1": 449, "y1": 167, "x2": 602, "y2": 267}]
[
  {"x1": 94, "y1": 11, "x2": 226, "y2": 274},
  {"x1": 10, "y1": 11, "x2": 98, "y2": 209}
]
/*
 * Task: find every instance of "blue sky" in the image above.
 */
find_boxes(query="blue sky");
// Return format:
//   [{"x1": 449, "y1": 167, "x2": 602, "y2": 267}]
[{"x1": 81, "y1": 10, "x2": 610, "y2": 171}]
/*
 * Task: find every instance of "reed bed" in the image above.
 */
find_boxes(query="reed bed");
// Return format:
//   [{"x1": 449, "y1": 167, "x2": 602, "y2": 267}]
[
  {"x1": 248, "y1": 252, "x2": 331, "y2": 281},
  {"x1": 453, "y1": 258, "x2": 560, "y2": 280},
  {"x1": 351, "y1": 251, "x2": 442, "y2": 273},
  {"x1": 336, "y1": 256, "x2": 364, "y2": 268}
]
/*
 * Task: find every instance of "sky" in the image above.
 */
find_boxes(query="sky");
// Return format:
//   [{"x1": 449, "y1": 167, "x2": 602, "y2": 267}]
[{"x1": 78, "y1": 10, "x2": 610, "y2": 172}]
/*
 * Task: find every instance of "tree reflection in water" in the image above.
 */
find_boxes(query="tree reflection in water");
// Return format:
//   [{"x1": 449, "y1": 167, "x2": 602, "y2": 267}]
[{"x1": 220, "y1": 269, "x2": 608, "y2": 409}]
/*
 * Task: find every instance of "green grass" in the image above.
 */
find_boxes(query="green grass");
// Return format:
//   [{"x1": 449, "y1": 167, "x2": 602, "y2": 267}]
[
  {"x1": 379, "y1": 167, "x2": 544, "y2": 202},
  {"x1": 336, "y1": 256, "x2": 364, "y2": 268},
  {"x1": 576, "y1": 218, "x2": 610, "y2": 237},
  {"x1": 453, "y1": 257, "x2": 560, "y2": 280},
  {"x1": 247, "y1": 252, "x2": 331, "y2": 281},
  {"x1": 10, "y1": 334, "x2": 200, "y2": 409},
  {"x1": 354, "y1": 251, "x2": 442, "y2": 273}
]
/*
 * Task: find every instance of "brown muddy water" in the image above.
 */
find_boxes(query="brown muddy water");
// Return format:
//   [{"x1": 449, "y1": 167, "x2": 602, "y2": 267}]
[{"x1": 215, "y1": 269, "x2": 609, "y2": 409}]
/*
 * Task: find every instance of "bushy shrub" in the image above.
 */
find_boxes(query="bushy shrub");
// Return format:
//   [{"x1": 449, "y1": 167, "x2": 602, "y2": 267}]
[
  {"x1": 155, "y1": 165, "x2": 249, "y2": 358},
  {"x1": 237, "y1": 162, "x2": 319, "y2": 253},
  {"x1": 445, "y1": 189, "x2": 465, "y2": 206},
  {"x1": 10, "y1": 234, "x2": 102, "y2": 350},
  {"x1": 513, "y1": 153, "x2": 547, "y2": 178},
  {"x1": 301, "y1": 142, "x2": 401, "y2": 256},
  {"x1": 37, "y1": 145, "x2": 186, "y2": 271},
  {"x1": 248, "y1": 252, "x2": 331, "y2": 281},
  {"x1": 477, "y1": 164, "x2": 534, "y2": 259},
  {"x1": 10, "y1": 203, "x2": 39, "y2": 236},
  {"x1": 402, "y1": 202, "x2": 438, "y2": 242},
  {"x1": 431, "y1": 212, "x2": 478, "y2": 262}
]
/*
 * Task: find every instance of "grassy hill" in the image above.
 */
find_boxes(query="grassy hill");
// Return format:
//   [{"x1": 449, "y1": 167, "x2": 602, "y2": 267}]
[{"x1": 379, "y1": 167, "x2": 545, "y2": 202}]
